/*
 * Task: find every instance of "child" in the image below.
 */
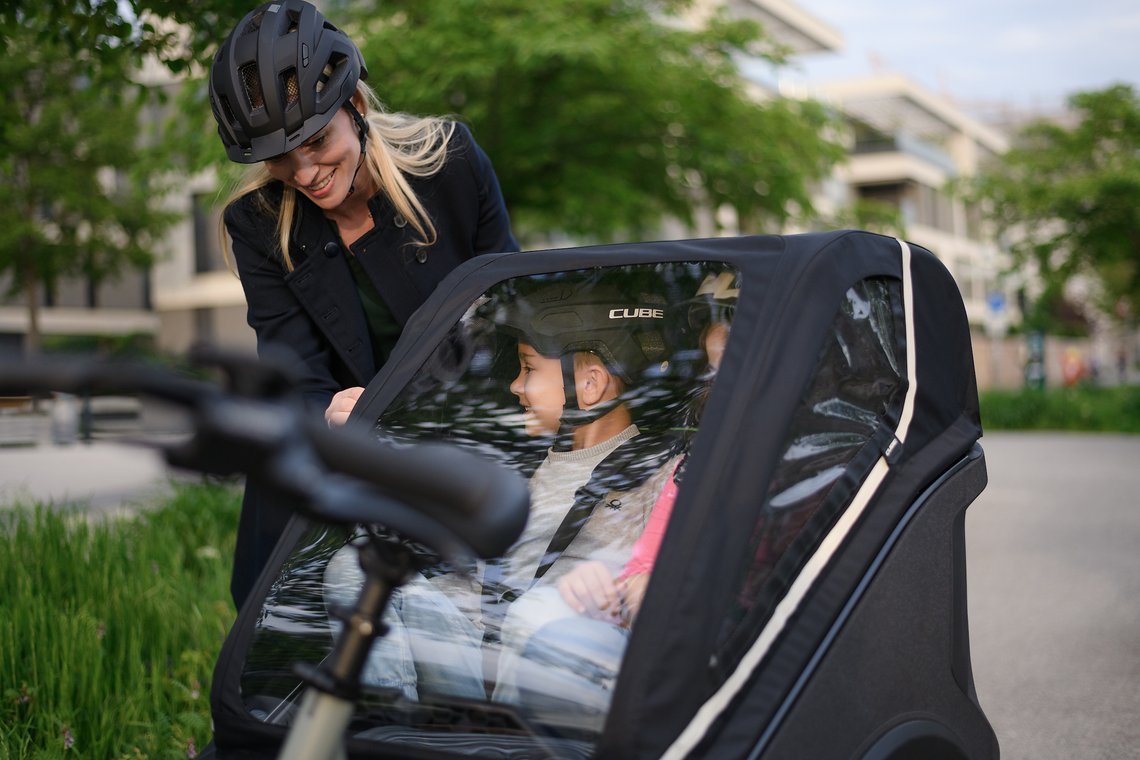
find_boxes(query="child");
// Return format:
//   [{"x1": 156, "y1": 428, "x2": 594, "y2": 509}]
[
  {"x1": 557, "y1": 273, "x2": 737, "y2": 627},
  {"x1": 324, "y1": 277, "x2": 679, "y2": 704}
]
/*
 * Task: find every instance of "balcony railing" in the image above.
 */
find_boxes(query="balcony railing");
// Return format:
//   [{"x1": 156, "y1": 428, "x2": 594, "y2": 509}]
[{"x1": 852, "y1": 133, "x2": 957, "y2": 175}]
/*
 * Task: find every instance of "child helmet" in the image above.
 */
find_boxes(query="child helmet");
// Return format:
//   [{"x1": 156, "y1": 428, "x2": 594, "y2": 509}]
[
  {"x1": 497, "y1": 280, "x2": 669, "y2": 386},
  {"x1": 208, "y1": 0, "x2": 367, "y2": 163},
  {"x1": 684, "y1": 270, "x2": 739, "y2": 333}
]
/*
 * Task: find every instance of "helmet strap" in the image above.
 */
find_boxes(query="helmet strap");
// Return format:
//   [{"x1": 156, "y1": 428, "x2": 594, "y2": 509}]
[
  {"x1": 344, "y1": 102, "x2": 369, "y2": 197},
  {"x1": 560, "y1": 354, "x2": 578, "y2": 411}
]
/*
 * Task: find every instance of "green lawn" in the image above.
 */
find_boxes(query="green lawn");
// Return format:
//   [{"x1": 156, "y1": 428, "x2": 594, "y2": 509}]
[{"x1": 0, "y1": 482, "x2": 238, "y2": 759}]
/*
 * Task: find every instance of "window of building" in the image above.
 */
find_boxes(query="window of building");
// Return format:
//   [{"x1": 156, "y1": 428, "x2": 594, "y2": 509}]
[{"x1": 192, "y1": 194, "x2": 226, "y2": 274}]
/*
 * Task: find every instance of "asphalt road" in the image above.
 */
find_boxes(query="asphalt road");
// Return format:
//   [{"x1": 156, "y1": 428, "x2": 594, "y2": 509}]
[{"x1": 967, "y1": 432, "x2": 1140, "y2": 760}]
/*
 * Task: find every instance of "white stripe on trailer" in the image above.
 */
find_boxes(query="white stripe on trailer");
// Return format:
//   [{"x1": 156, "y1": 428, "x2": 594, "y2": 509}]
[{"x1": 661, "y1": 238, "x2": 920, "y2": 759}]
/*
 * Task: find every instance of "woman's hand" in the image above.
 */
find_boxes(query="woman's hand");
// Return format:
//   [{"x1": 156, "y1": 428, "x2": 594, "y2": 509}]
[
  {"x1": 325, "y1": 386, "x2": 365, "y2": 427},
  {"x1": 558, "y1": 561, "x2": 621, "y2": 623}
]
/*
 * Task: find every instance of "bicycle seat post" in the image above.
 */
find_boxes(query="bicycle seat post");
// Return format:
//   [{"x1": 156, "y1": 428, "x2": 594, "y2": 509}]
[{"x1": 279, "y1": 537, "x2": 417, "y2": 760}]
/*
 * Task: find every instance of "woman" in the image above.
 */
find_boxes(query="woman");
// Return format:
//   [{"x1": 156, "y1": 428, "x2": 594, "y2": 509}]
[{"x1": 209, "y1": 0, "x2": 519, "y2": 608}]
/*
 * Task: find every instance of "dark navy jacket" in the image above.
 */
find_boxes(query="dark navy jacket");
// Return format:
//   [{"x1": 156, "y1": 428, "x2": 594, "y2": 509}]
[
  {"x1": 225, "y1": 122, "x2": 519, "y2": 412},
  {"x1": 223, "y1": 122, "x2": 519, "y2": 609}
]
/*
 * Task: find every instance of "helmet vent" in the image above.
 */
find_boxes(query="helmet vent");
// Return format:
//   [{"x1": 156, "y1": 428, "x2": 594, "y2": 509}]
[
  {"x1": 240, "y1": 63, "x2": 264, "y2": 110},
  {"x1": 219, "y1": 95, "x2": 237, "y2": 127},
  {"x1": 281, "y1": 67, "x2": 299, "y2": 107},
  {"x1": 285, "y1": 9, "x2": 300, "y2": 34},
  {"x1": 242, "y1": 10, "x2": 265, "y2": 35},
  {"x1": 315, "y1": 62, "x2": 334, "y2": 94}
]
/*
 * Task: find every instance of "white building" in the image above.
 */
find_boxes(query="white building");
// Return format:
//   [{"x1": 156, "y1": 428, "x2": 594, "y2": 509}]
[
  {"x1": 680, "y1": 2, "x2": 1012, "y2": 331},
  {"x1": 149, "y1": 168, "x2": 255, "y2": 355},
  {"x1": 803, "y1": 73, "x2": 1011, "y2": 326}
]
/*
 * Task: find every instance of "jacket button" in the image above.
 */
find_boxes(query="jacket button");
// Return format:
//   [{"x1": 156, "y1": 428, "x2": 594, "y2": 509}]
[
  {"x1": 323, "y1": 242, "x2": 340, "y2": 258},
  {"x1": 393, "y1": 214, "x2": 407, "y2": 228},
  {"x1": 415, "y1": 249, "x2": 428, "y2": 264}
]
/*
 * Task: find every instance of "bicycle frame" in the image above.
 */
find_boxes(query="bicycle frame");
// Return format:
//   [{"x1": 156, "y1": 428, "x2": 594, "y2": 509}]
[{"x1": 279, "y1": 536, "x2": 418, "y2": 760}]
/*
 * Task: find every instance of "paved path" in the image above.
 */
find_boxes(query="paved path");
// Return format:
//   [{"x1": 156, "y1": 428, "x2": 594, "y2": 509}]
[
  {"x1": 967, "y1": 432, "x2": 1140, "y2": 760},
  {"x1": 0, "y1": 440, "x2": 176, "y2": 513}
]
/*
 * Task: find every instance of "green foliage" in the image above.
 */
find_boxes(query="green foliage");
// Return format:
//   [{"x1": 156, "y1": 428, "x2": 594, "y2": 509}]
[
  {"x1": 1019, "y1": 281, "x2": 1093, "y2": 337},
  {"x1": 0, "y1": 482, "x2": 239, "y2": 758},
  {"x1": 40, "y1": 332, "x2": 158, "y2": 359},
  {"x1": 812, "y1": 198, "x2": 907, "y2": 238},
  {"x1": 3, "y1": 0, "x2": 846, "y2": 265},
  {"x1": 344, "y1": 0, "x2": 845, "y2": 241},
  {"x1": 980, "y1": 385, "x2": 1140, "y2": 433},
  {"x1": 965, "y1": 84, "x2": 1140, "y2": 327},
  {"x1": 0, "y1": 12, "x2": 185, "y2": 355},
  {"x1": 0, "y1": 1, "x2": 249, "y2": 76}
]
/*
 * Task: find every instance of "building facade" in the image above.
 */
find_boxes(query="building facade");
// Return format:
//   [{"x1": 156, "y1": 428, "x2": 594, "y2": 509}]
[{"x1": 804, "y1": 73, "x2": 1011, "y2": 327}]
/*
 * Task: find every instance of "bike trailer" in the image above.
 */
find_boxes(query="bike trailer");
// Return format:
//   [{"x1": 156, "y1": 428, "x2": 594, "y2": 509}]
[{"x1": 208, "y1": 230, "x2": 999, "y2": 759}]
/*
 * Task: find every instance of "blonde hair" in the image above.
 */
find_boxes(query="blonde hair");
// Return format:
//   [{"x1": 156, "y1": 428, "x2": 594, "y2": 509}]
[{"x1": 220, "y1": 80, "x2": 455, "y2": 273}]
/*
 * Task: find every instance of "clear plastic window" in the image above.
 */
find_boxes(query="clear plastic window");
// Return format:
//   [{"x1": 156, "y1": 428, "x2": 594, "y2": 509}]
[
  {"x1": 717, "y1": 276, "x2": 905, "y2": 666},
  {"x1": 240, "y1": 262, "x2": 741, "y2": 755}
]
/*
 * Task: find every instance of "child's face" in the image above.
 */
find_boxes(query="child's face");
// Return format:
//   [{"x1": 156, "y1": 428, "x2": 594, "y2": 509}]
[
  {"x1": 703, "y1": 321, "x2": 731, "y2": 372},
  {"x1": 510, "y1": 342, "x2": 566, "y2": 436}
]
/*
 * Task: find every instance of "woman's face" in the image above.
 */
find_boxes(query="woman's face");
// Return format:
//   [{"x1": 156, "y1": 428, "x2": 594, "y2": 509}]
[
  {"x1": 510, "y1": 342, "x2": 566, "y2": 437},
  {"x1": 262, "y1": 106, "x2": 364, "y2": 210}
]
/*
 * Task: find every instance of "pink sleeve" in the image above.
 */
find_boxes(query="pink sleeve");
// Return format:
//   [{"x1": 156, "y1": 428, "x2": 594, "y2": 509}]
[{"x1": 619, "y1": 468, "x2": 679, "y2": 580}]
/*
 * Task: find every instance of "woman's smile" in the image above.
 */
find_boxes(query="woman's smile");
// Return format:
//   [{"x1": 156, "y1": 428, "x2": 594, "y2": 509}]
[{"x1": 306, "y1": 170, "x2": 336, "y2": 198}]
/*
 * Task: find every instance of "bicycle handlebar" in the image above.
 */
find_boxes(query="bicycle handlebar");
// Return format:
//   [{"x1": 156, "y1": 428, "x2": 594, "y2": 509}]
[{"x1": 0, "y1": 355, "x2": 529, "y2": 560}]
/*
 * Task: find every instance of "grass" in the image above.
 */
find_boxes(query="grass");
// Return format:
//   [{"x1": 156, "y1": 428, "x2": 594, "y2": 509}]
[
  {"x1": 979, "y1": 384, "x2": 1140, "y2": 434},
  {"x1": 0, "y1": 482, "x2": 239, "y2": 759}
]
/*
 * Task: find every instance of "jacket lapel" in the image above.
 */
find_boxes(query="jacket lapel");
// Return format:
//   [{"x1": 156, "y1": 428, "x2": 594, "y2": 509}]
[
  {"x1": 352, "y1": 193, "x2": 430, "y2": 326},
  {"x1": 285, "y1": 206, "x2": 376, "y2": 385}
]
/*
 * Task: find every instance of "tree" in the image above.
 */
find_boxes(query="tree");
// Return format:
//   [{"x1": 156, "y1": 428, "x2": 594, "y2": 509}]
[
  {"x1": 966, "y1": 84, "x2": 1140, "y2": 327},
  {"x1": 0, "y1": 1, "x2": 246, "y2": 75},
  {"x1": 0, "y1": 25, "x2": 161, "y2": 354},
  {"x1": 813, "y1": 199, "x2": 906, "y2": 239},
  {"x1": 1, "y1": 0, "x2": 848, "y2": 355},
  {"x1": 0, "y1": 1, "x2": 250, "y2": 356},
  {"x1": 340, "y1": 0, "x2": 845, "y2": 242}
]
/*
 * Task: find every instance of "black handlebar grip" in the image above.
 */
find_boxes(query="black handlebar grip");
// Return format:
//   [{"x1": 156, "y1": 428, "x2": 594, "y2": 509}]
[
  {"x1": 0, "y1": 360, "x2": 212, "y2": 407},
  {"x1": 304, "y1": 419, "x2": 530, "y2": 558},
  {"x1": 0, "y1": 358, "x2": 530, "y2": 557}
]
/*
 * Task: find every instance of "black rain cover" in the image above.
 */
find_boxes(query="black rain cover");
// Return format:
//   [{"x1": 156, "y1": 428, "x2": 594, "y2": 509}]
[{"x1": 208, "y1": 231, "x2": 982, "y2": 760}]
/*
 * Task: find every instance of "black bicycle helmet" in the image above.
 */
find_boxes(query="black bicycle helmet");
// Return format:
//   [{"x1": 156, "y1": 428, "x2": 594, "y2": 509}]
[
  {"x1": 209, "y1": 0, "x2": 368, "y2": 163},
  {"x1": 497, "y1": 280, "x2": 669, "y2": 386}
]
